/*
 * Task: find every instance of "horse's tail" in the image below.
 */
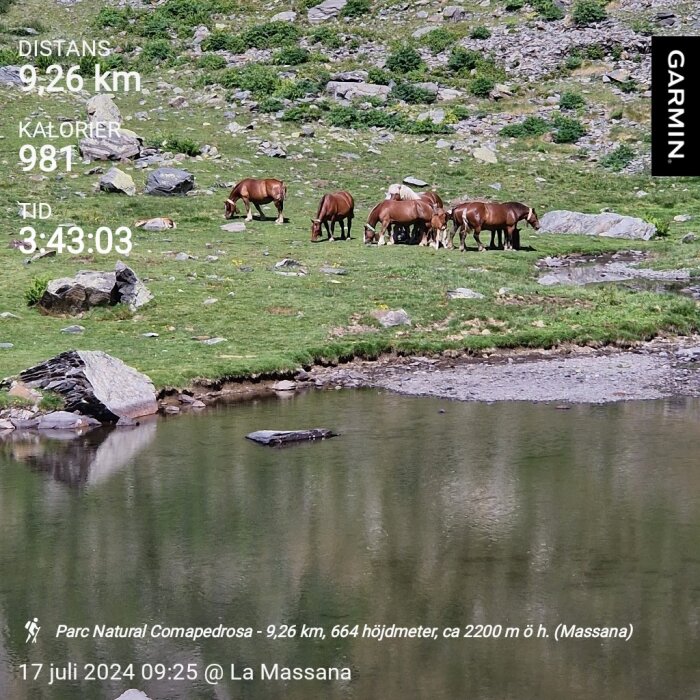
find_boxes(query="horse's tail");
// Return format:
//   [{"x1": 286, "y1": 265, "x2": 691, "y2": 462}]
[{"x1": 280, "y1": 180, "x2": 287, "y2": 201}]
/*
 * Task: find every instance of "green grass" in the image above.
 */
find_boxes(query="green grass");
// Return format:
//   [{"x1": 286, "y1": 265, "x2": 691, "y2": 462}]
[{"x1": 1, "y1": 0, "x2": 699, "y2": 390}]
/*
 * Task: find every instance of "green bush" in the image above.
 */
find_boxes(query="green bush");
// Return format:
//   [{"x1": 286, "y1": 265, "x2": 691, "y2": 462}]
[
  {"x1": 565, "y1": 53, "x2": 582, "y2": 70},
  {"x1": 95, "y1": 7, "x2": 131, "y2": 29},
  {"x1": 141, "y1": 11, "x2": 170, "y2": 37},
  {"x1": 401, "y1": 118, "x2": 451, "y2": 135},
  {"x1": 385, "y1": 44, "x2": 423, "y2": 72},
  {"x1": 390, "y1": 81, "x2": 436, "y2": 104},
  {"x1": 273, "y1": 47, "x2": 310, "y2": 65},
  {"x1": 421, "y1": 28, "x2": 455, "y2": 54},
  {"x1": 258, "y1": 97, "x2": 284, "y2": 113},
  {"x1": 645, "y1": 216, "x2": 670, "y2": 237},
  {"x1": 469, "y1": 76, "x2": 495, "y2": 97},
  {"x1": 504, "y1": 0, "x2": 524, "y2": 9},
  {"x1": 281, "y1": 103, "x2": 323, "y2": 122},
  {"x1": 165, "y1": 135, "x2": 201, "y2": 156},
  {"x1": 242, "y1": 22, "x2": 300, "y2": 49},
  {"x1": 619, "y1": 78, "x2": 637, "y2": 93},
  {"x1": 583, "y1": 43, "x2": 605, "y2": 60},
  {"x1": 500, "y1": 116, "x2": 550, "y2": 137},
  {"x1": 160, "y1": 0, "x2": 208, "y2": 25},
  {"x1": 531, "y1": 0, "x2": 564, "y2": 21},
  {"x1": 202, "y1": 31, "x2": 245, "y2": 53},
  {"x1": 25, "y1": 277, "x2": 49, "y2": 307},
  {"x1": 143, "y1": 39, "x2": 174, "y2": 61},
  {"x1": 198, "y1": 53, "x2": 227, "y2": 70},
  {"x1": 559, "y1": 91, "x2": 585, "y2": 109},
  {"x1": 600, "y1": 144, "x2": 635, "y2": 171},
  {"x1": 447, "y1": 47, "x2": 480, "y2": 72},
  {"x1": 470, "y1": 26, "x2": 491, "y2": 39},
  {"x1": 572, "y1": 0, "x2": 607, "y2": 25},
  {"x1": 449, "y1": 104, "x2": 470, "y2": 120},
  {"x1": 341, "y1": 0, "x2": 371, "y2": 17},
  {"x1": 551, "y1": 114, "x2": 586, "y2": 143},
  {"x1": 0, "y1": 47, "x2": 20, "y2": 65},
  {"x1": 308, "y1": 27, "x2": 342, "y2": 48},
  {"x1": 221, "y1": 63, "x2": 280, "y2": 96},
  {"x1": 367, "y1": 67, "x2": 391, "y2": 84}
]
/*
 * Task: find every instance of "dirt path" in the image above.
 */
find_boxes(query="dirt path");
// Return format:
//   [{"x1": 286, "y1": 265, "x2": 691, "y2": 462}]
[{"x1": 304, "y1": 338, "x2": 700, "y2": 404}]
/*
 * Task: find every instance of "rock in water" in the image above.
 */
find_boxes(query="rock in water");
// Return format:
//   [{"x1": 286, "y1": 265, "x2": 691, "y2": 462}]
[
  {"x1": 144, "y1": 168, "x2": 195, "y2": 196},
  {"x1": 19, "y1": 350, "x2": 158, "y2": 422},
  {"x1": 246, "y1": 429, "x2": 338, "y2": 446},
  {"x1": 39, "y1": 262, "x2": 152, "y2": 315},
  {"x1": 539, "y1": 210, "x2": 657, "y2": 240},
  {"x1": 99, "y1": 167, "x2": 136, "y2": 196}
]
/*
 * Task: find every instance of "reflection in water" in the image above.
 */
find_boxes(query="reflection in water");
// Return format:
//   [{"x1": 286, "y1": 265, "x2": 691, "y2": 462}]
[{"x1": 0, "y1": 391, "x2": 699, "y2": 699}]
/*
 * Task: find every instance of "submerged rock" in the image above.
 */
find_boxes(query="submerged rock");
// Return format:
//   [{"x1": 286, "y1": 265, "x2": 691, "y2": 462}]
[
  {"x1": 18, "y1": 350, "x2": 158, "y2": 422},
  {"x1": 246, "y1": 429, "x2": 338, "y2": 446}
]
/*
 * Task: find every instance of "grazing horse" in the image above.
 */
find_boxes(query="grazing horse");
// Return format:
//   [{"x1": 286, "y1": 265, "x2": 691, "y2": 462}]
[
  {"x1": 364, "y1": 199, "x2": 447, "y2": 249},
  {"x1": 386, "y1": 184, "x2": 444, "y2": 243},
  {"x1": 311, "y1": 191, "x2": 354, "y2": 242},
  {"x1": 224, "y1": 178, "x2": 286, "y2": 224},
  {"x1": 451, "y1": 201, "x2": 540, "y2": 251}
]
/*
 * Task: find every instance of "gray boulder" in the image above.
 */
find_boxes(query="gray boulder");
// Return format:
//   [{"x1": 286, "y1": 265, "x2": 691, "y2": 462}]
[
  {"x1": 0, "y1": 65, "x2": 25, "y2": 87},
  {"x1": 539, "y1": 210, "x2": 657, "y2": 240},
  {"x1": 271, "y1": 10, "x2": 297, "y2": 21},
  {"x1": 19, "y1": 351, "x2": 158, "y2": 422},
  {"x1": 371, "y1": 308, "x2": 411, "y2": 327},
  {"x1": 403, "y1": 176, "x2": 428, "y2": 187},
  {"x1": 325, "y1": 81, "x2": 392, "y2": 102},
  {"x1": 246, "y1": 429, "x2": 338, "y2": 445},
  {"x1": 308, "y1": 0, "x2": 347, "y2": 23},
  {"x1": 144, "y1": 167, "x2": 194, "y2": 196},
  {"x1": 37, "y1": 411, "x2": 96, "y2": 430},
  {"x1": 39, "y1": 262, "x2": 152, "y2": 315},
  {"x1": 87, "y1": 94, "x2": 123, "y2": 124},
  {"x1": 99, "y1": 167, "x2": 136, "y2": 196},
  {"x1": 331, "y1": 70, "x2": 368, "y2": 82},
  {"x1": 80, "y1": 128, "x2": 142, "y2": 161},
  {"x1": 443, "y1": 5, "x2": 467, "y2": 20}
]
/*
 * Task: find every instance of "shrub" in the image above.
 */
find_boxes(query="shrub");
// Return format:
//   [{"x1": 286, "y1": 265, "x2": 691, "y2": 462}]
[
  {"x1": 221, "y1": 63, "x2": 280, "y2": 96},
  {"x1": 308, "y1": 27, "x2": 342, "y2": 49},
  {"x1": 619, "y1": 78, "x2": 637, "y2": 93},
  {"x1": 143, "y1": 39, "x2": 174, "y2": 61},
  {"x1": 559, "y1": 91, "x2": 585, "y2": 109},
  {"x1": 258, "y1": 97, "x2": 284, "y2": 113},
  {"x1": 500, "y1": 116, "x2": 550, "y2": 137},
  {"x1": 551, "y1": 114, "x2": 586, "y2": 143},
  {"x1": 242, "y1": 22, "x2": 300, "y2": 49},
  {"x1": 141, "y1": 11, "x2": 170, "y2": 37},
  {"x1": 469, "y1": 76, "x2": 495, "y2": 97},
  {"x1": 202, "y1": 32, "x2": 245, "y2": 53},
  {"x1": 341, "y1": 0, "x2": 371, "y2": 17},
  {"x1": 447, "y1": 47, "x2": 480, "y2": 72},
  {"x1": 531, "y1": 0, "x2": 564, "y2": 21},
  {"x1": 165, "y1": 135, "x2": 201, "y2": 156},
  {"x1": 610, "y1": 106, "x2": 623, "y2": 120},
  {"x1": 25, "y1": 277, "x2": 49, "y2": 306},
  {"x1": 470, "y1": 26, "x2": 491, "y2": 39},
  {"x1": 0, "y1": 48, "x2": 20, "y2": 65},
  {"x1": 645, "y1": 216, "x2": 670, "y2": 237},
  {"x1": 583, "y1": 43, "x2": 605, "y2": 60},
  {"x1": 401, "y1": 118, "x2": 451, "y2": 135},
  {"x1": 281, "y1": 104, "x2": 323, "y2": 122},
  {"x1": 422, "y1": 28, "x2": 455, "y2": 54},
  {"x1": 600, "y1": 144, "x2": 635, "y2": 171},
  {"x1": 367, "y1": 67, "x2": 391, "y2": 84},
  {"x1": 385, "y1": 44, "x2": 423, "y2": 72},
  {"x1": 449, "y1": 104, "x2": 470, "y2": 120},
  {"x1": 565, "y1": 53, "x2": 582, "y2": 70},
  {"x1": 160, "y1": 0, "x2": 208, "y2": 25},
  {"x1": 390, "y1": 81, "x2": 436, "y2": 104},
  {"x1": 198, "y1": 53, "x2": 227, "y2": 70},
  {"x1": 95, "y1": 7, "x2": 131, "y2": 29},
  {"x1": 273, "y1": 46, "x2": 310, "y2": 65},
  {"x1": 572, "y1": 0, "x2": 607, "y2": 25},
  {"x1": 505, "y1": 0, "x2": 524, "y2": 9}
]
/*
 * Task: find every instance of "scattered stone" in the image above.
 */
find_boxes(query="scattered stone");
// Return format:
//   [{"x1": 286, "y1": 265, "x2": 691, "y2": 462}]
[
  {"x1": 144, "y1": 168, "x2": 194, "y2": 196},
  {"x1": 0, "y1": 343, "x2": 14, "y2": 349},
  {"x1": 8, "y1": 381, "x2": 42, "y2": 403},
  {"x1": 221, "y1": 222, "x2": 247, "y2": 232},
  {"x1": 605, "y1": 69, "x2": 631, "y2": 83},
  {"x1": 18, "y1": 350, "x2": 158, "y2": 422},
  {"x1": 489, "y1": 182, "x2": 502, "y2": 191},
  {"x1": 676, "y1": 347, "x2": 700, "y2": 362},
  {"x1": 164, "y1": 405, "x2": 181, "y2": 414},
  {"x1": 99, "y1": 167, "x2": 136, "y2": 196},
  {"x1": 175, "y1": 252, "x2": 196, "y2": 261},
  {"x1": 681, "y1": 233, "x2": 697, "y2": 244},
  {"x1": 258, "y1": 141, "x2": 287, "y2": 158},
  {"x1": 271, "y1": 10, "x2": 297, "y2": 21},
  {"x1": 331, "y1": 70, "x2": 368, "y2": 82},
  {"x1": 443, "y1": 5, "x2": 468, "y2": 21},
  {"x1": 447, "y1": 288, "x2": 485, "y2": 299},
  {"x1": 0, "y1": 419, "x2": 14, "y2": 431},
  {"x1": 274, "y1": 259, "x2": 307, "y2": 276},
  {"x1": 246, "y1": 428, "x2": 338, "y2": 445},
  {"x1": 325, "y1": 81, "x2": 392, "y2": 102},
  {"x1": 135, "y1": 217, "x2": 177, "y2": 231},
  {"x1": 674, "y1": 214, "x2": 692, "y2": 222},
  {"x1": 403, "y1": 176, "x2": 428, "y2": 187},
  {"x1": 308, "y1": 0, "x2": 347, "y2": 23},
  {"x1": 273, "y1": 380, "x2": 297, "y2": 392},
  {"x1": 203, "y1": 298, "x2": 218, "y2": 305},
  {"x1": 0, "y1": 65, "x2": 25, "y2": 87},
  {"x1": 320, "y1": 266, "x2": 348, "y2": 275},
  {"x1": 87, "y1": 94, "x2": 122, "y2": 124},
  {"x1": 142, "y1": 332, "x2": 159, "y2": 338},
  {"x1": 539, "y1": 210, "x2": 657, "y2": 240},
  {"x1": 168, "y1": 95, "x2": 188, "y2": 109},
  {"x1": 0, "y1": 312, "x2": 19, "y2": 319},
  {"x1": 473, "y1": 147, "x2": 498, "y2": 164},
  {"x1": 200, "y1": 337, "x2": 227, "y2": 345},
  {"x1": 61, "y1": 325, "x2": 85, "y2": 334},
  {"x1": 371, "y1": 308, "x2": 411, "y2": 327}
]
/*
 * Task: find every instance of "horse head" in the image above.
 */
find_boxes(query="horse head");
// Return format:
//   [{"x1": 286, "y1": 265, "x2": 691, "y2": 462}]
[
  {"x1": 364, "y1": 223, "x2": 378, "y2": 244},
  {"x1": 525, "y1": 207, "x2": 540, "y2": 230},
  {"x1": 310, "y1": 218, "x2": 323, "y2": 241},
  {"x1": 224, "y1": 198, "x2": 237, "y2": 219}
]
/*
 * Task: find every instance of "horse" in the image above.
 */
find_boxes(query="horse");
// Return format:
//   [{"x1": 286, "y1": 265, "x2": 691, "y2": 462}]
[
  {"x1": 450, "y1": 201, "x2": 540, "y2": 251},
  {"x1": 224, "y1": 178, "x2": 286, "y2": 224},
  {"x1": 364, "y1": 199, "x2": 448, "y2": 249},
  {"x1": 311, "y1": 191, "x2": 354, "y2": 242},
  {"x1": 386, "y1": 184, "x2": 444, "y2": 244}
]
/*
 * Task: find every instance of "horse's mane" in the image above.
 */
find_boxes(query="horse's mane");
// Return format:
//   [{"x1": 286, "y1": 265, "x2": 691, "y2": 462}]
[{"x1": 386, "y1": 184, "x2": 421, "y2": 200}]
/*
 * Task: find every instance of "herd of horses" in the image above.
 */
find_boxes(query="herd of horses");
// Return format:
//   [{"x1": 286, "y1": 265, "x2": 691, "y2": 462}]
[{"x1": 224, "y1": 178, "x2": 541, "y2": 251}]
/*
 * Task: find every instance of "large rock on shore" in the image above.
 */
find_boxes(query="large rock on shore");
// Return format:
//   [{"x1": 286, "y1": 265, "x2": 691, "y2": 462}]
[
  {"x1": 38, "y1": 262, "x2": 152, "y2": 315},
  {"x1": 538, "y1": 210, "x2": 657, "y2": 240},
  {"x1": 19, "y1": 351, "x2": 158, "y2": 422}
]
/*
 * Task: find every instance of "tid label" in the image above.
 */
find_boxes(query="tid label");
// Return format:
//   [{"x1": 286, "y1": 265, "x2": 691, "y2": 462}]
[{"x1": 651, "y1": 36, "x2": 700, "y2": 176}]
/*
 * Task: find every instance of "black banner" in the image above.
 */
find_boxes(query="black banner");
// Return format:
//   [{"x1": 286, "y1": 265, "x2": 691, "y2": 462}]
[{"x1": 651, "y1": 36, "x2": 700, "y2": 176}]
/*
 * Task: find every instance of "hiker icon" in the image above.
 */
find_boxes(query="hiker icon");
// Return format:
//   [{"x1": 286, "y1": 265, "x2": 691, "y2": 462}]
[{"x1": 25, "y1": 618, "x2": 40, "y2": 644}]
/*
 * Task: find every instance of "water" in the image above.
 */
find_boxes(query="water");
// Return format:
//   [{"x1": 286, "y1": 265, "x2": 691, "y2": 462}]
[{"x1": 1, "y1": 390, "x2": 699, "y2": 699}]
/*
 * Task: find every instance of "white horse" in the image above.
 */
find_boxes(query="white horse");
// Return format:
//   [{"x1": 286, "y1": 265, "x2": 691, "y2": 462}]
[{"x1": 385, "y1": 183, "x2": 421, "y2": 200}]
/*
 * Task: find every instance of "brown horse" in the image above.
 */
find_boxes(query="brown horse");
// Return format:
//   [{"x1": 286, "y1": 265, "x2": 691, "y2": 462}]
[
  {"x1": 386, "y1": 185, "x2": 444, "y2": 242},
  {"x1": 364, "y1": 199, "x2": 447, "y2": 248},
  {"x1": 224, "y1": 178, "x2": 286, "y2": 224},
  {"x1": 311, "y1": 191, "x2": 354, "y2": 242},
  {"x1": 450, "y1": 201, "x2": 540, "y2": 251}
]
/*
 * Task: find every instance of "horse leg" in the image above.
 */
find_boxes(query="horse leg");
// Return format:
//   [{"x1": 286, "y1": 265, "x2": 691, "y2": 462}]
[
  {"x1": 274, "y1": 199, "x2": 284, "y2": 225},
  {"x1": 512, "y1": 226, "x2": 521, "y2": 250},
  {"x1": 459, "y1": 224, "x2": 467, "y2": 252},
  {"x1": 329, "y1": 219, "x2": 336, "y2": 242},
  {"x1": 338, "y1": 219, "x2": 346, "y2": 241},
  {"x1": 473, "y1": 225, "x2": 485, "y2": 252},
  {"x1": 504, "y1": 225, "x2": 514, "y2": 251},
  {"x1": 254, "y1": 202, "x2": 265, "y2": 220},
  {"x1": 346, "y1": 216, "x2": 352, "y2": 240},
  {"x1": 489, "y1": 229, "x2": 497, "y2": 250},
  {"x1": 244, "y1": 198, "x2": 253, "y2": 222},
  {"x1": 324, "y1": 221, "x2": 333, "y2": 241}
]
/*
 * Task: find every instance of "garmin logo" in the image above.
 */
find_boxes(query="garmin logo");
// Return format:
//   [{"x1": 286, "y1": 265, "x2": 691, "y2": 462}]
[{"x1": 652, "y1": 37, "x2": 699, "y2": 176}]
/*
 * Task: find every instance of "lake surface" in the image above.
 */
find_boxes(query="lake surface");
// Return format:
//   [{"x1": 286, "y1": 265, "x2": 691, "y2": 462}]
[{"x1": 1, "y1": 390, "x2": 699, "y2": 699}]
